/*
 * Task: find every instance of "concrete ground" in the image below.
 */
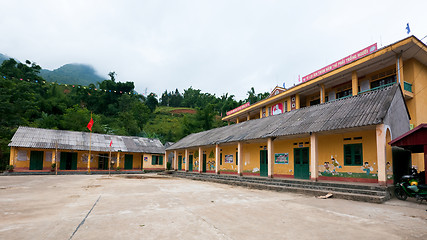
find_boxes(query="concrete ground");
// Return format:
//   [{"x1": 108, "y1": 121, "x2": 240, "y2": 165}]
[{"x1": 0, "y1": 174, "x2": 426, "y2": 240}]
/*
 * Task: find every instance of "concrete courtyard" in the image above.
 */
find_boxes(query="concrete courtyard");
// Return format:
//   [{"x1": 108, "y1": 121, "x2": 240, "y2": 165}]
[{"x1": 0, "y1": 174, "x2": 426, "y2": 240}]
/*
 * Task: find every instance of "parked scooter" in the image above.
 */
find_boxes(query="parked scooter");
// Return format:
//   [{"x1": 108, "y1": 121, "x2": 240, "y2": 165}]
[{"x1": 394, "y1": 168, "x2": 427, "y2": 202}]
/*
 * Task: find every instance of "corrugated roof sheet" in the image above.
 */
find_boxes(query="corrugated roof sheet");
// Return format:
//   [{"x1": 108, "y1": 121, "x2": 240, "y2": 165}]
[
  {"x1": 167, "y1": 84, "x2": 400, "y2": 150},
  {"x1": 9, "y1": 127, "x2": 165, "y2": 154}
]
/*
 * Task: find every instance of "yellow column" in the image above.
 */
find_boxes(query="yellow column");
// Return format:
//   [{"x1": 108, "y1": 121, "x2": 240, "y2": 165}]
[
  {"x1": 352, "y1": 71, "x2": 358, "y2": 96},
  {"x1": 267, "y1": 138, "x2": 274, "y2": 178},
  {"x1": 174, "y1": 150, "x2": 177, "y2": 170},
  {"x1": 320, "y1": 84, "x2": 325, "y2": 103},
  {"x1": 9, "y1": 147, "x2": 15, "y2": 166},
  {"x1": 247, "y1": 114, "x2": 250, "y2": 121},
  {"x1": 185, "y1": 149, "x2": 189, "y2": 172},
  {"x1": 164, "y1": 151, "x2": 168, "y2": 170},
  {"x1": 396, "y1": 54, "x2": 405, "y2": 88},
  {"x1": 310, "y1": 133, "x2": 319, "y2": 181},
  {"x1": 260, "y1": 109, "x2": 263, "y2": 118},
  {"x1": 236, "y1": 118, "x2": 240, "y2": 124},
  {"x1": 376, "y1": 124, "x2": 387, "y2": 186},
  {"x1": 198, "y1": 147, "x2": 203, "y2": 173},
  {"x1": 215, "y1": 144, "x2": 220, "y2": 174},
  {"x1": 237, "y1": 142, "x2": 243, "y2": 176},
  {"x1": 295, "y1": 94, "x2": 300, "y2": 109},
  {"x1": 116, "y1": 152, "x2": 120, "y2": 168}
]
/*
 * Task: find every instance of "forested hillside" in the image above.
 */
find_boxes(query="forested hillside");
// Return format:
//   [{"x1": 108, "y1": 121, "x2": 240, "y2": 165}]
[
  {"x1": 39, "y1": 64, "x2": 104, "y2": 86},
  {"x1": 0, "y1": 58, "x2": 269, "y2": 170}
]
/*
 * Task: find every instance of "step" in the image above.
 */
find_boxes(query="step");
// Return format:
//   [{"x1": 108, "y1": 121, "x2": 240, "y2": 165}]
[{"x1": 167, "y1": 171, "x2": 390, "y2": 203}]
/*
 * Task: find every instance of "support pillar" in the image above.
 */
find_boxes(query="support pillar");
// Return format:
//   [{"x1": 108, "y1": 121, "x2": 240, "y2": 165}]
[
  {"x1": 310, "y1": 133, "x2": 319, "y2": 181},
  {"x1": 295, "y1": 94, "x2": 300, "y2": 109},
  {"x1": 237, "y1": 142, "x2": 243, "y2": 176},
  {"x1": 116, "y1": 152, "x2": 120, "y2": 168},
  {"x1": 185, "y1": 149, "x2": 189, "y2": 172},
  {"x1": 267, "y1": 138, "x2": 274, "y2": 178},
  {"x1": 352, "y1": 71, "x2": 358, "y2": 96},
  {"x1": 164, "y1": 151, "x2": 168, "y2": 170},
  {"x1": 247, "y1": 114, "x2": 250, "y2": 121},
  {"x1": 174, "y1": 150, "x2": 178, "y2": 170},
  {"x1": 396, "y1": 53, "x2": 404, "y2": 87},
  {"x1": 424, "y1": 145, "x2": 427, "y2": 185},
  {"x1": 198, "y1": 147, "x2": 203, "y2": 173},
  {"x1": 9, "y1": 147, "x2": 15, "y2": 166},
  {"x1": 320, "y1": 84, "x2": 325, "y2": 103},
  {"x1": 236, "y1": 118, "x2": 240, "y2": 124},
  {"x1": 215, "y1": 144, "x2": 220, "y2": 174},
  {"x1": 376, "y1": 124, "x2": 387, "y2": 186}
]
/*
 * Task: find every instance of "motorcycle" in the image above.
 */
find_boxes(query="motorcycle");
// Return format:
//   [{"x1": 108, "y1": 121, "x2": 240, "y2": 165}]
[{"x1": 394, "y1": 168, "x2": 427, "y2": 202}]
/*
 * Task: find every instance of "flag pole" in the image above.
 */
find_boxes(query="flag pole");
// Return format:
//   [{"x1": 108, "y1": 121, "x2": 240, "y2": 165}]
[
  {"x1": 88, "y1": 112, "x2": 92, "y2": 174},
  {"x1": 109, "y1": 142, "x2": 112, "y2": 177}
]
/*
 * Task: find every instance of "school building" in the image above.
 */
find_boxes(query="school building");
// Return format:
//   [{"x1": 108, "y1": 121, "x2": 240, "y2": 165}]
[
  {"x1": 166, "y1": 35, "x2": 427, "y2": 185},
  {"x1": 8, "y1": 126, "x2": 165, "y2": 172}
]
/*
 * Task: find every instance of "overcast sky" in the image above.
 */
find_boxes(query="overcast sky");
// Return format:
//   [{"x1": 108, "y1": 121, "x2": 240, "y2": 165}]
[{"x1": 1, "y1": 0, "x2": 426, "y2": 100}]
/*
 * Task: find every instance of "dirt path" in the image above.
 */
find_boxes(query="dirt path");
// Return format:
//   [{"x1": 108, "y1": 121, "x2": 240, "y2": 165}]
[{"x1": 0, "y1": 174, "x2": 426, "y2": 240}]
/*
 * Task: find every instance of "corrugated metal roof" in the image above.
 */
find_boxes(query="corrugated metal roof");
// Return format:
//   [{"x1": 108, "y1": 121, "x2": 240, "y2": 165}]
[
  {"x1": 167, "y1": 84, "x2": 401, "y2": 150},
  {"x1": 9, "y1": 127, "x2": 165, "y2": 154}
]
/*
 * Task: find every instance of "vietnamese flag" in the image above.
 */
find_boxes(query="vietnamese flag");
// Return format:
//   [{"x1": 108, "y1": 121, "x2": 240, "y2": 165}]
[
  {"x1": 87, "y1": 117, "x2": 94, "y2": 131},
  {"x1": 109, "y1": 140, "x2": 113, "y2": 147}
]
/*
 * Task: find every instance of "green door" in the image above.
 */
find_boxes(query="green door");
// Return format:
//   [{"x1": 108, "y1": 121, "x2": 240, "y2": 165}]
[
  {"x1": 189, "y1": 155, "x2": 193, "y2": 171},
  {"x1": 60, "y1": 152, "x2": 77, "y2": 170},
  {"x1": 202, "y1": 154, "x2": 207, "y2": 172},
  {"x1": 178, "y1": 156, "x2": 182, "y2": 170},
  {"x1": 124, "y1": 154, "x2": 133, "y2": 170},
  {"x1": 294, "y1": 148, "x2": 309, "y2": 179},
  {"x1": 29, "y1": 151, "x2": 44, "y2": 170},
  {"x1": 260, "y1": 150, "x2": 268, "y2": 177},
  {"x1": 98, "y1": 154, "x2": 109, "y2": 170},
  {"x1": 71, "y1": 153, "x2": 77, "y2": 170}
]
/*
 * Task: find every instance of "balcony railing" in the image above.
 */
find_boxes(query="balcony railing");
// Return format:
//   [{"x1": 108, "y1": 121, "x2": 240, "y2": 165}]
[{"x1": 404, "y1": 81, "x2": 412, "y2": 93}]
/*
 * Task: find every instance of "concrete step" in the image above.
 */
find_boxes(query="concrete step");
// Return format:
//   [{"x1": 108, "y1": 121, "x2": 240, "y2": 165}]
[{"x1": 166, "y1": 171, "x2": 390, "y2": 203}]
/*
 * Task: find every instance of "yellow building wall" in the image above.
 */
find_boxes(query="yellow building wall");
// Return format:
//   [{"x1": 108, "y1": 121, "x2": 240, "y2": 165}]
[
  {"x1": 220, "y1": 145, "x2": 238, "y2": 172},
  {"x1": 141, "y1": 153, "x2": 158, "y2": 169},
  {"x1": 176, "y1": 150, "x2": 185, "y2": 170},
  {"x1": 403, "y1": 58, "x2": 427, "y2": 172},
  {"x1": 317, "y1": 130, "x2": 380, "y2": 180},
  {"x1": 241, "y1": 142, "x2": 267, "y2": 174},
  {"x1": 202, "y1": 147, "x2": 216, "y2": 171},
  {"x1": 272, "y1": 138, "x2": 311, "y2": 176},
  {"x1": 9, "y1": 147, "x2": 160, "y2": 171}
]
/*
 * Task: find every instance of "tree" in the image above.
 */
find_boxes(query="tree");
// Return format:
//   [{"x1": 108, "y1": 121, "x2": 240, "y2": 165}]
[{"x1": 145, "y1": 93, "x2": 158, "y2": 112}]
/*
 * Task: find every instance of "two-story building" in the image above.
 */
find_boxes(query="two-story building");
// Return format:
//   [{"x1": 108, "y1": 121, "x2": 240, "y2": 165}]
[{"x1": 166, "y1": 35, "x2": 427, "y2": 185}]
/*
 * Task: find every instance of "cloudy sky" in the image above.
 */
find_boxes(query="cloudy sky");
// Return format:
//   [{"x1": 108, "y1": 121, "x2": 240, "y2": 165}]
[{"x1": 1, "y1": 0, "x2": 426, "y2": 100}]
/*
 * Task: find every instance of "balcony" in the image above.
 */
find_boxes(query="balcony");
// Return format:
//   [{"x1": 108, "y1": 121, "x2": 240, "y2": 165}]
[{"x1": 403, "y1": 81, "x2": 413, "y2": 99}]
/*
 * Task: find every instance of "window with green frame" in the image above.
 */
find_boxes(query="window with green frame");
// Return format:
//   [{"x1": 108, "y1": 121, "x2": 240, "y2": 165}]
[
  {"x1": 344, "y1": 143, "x2": 363, "y2": 166},
  {"x1": 151, "y1": 155, "x2": 164, "y2": 165}
]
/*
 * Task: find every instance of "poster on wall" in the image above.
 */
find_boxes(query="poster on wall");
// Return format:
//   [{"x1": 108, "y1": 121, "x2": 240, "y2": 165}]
[
  {"x1": 275, "y1": 153, "x2": 289, "y2": 164},
  {"x1": 81, "y1": 153, "x2": 94, "y2": 163},
  {"x1": 225, "y1": 154, "x2": 233, "y2": 163},
  {"x1": 17, "y1": 150, "x2": 28, "y2": 161},
  {"x1": 272, "y1": 103, "x2": 283, "y2": 115}
]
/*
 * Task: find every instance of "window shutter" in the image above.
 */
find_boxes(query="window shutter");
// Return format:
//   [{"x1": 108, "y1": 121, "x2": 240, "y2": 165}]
[{"x1": 159, "y1": 156, "x2": 163, "y2": 165}]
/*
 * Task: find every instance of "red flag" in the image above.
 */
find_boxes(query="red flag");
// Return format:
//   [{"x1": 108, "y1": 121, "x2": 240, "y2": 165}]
[
  {"x1": 109, "y1": 140, "x2": 113, "y2": 147},
  {"x1": 87, "y1": 117, "x2": 94, "y2": 131}
]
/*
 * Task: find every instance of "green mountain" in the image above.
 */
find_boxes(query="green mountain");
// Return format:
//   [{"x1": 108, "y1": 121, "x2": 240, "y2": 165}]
[
  {"x1": 0, "y1": 53, "x2": 11, "y2": 63},
  {"x1": 0, "y1": 53, "x2": 105, "y2": 86},
  {"x1": 39, "y1": 64, "x2": 105, "y2": 86}
]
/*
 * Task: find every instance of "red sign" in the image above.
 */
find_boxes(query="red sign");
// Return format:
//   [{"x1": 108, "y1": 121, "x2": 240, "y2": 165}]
[
  {"x1": 271, "y1": 103, "x2": 283, "y2": 115},
  {"x1": 226, "y1": 102, "x2": 250, "y2": 116},
  {"x1": 302, "y1": 43, "x2": 377, "y2": 82}
]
